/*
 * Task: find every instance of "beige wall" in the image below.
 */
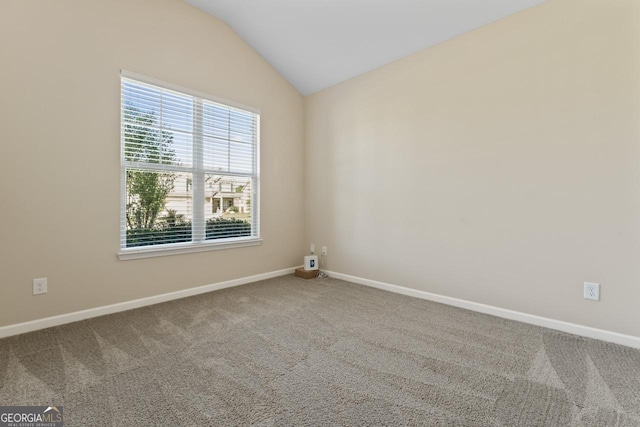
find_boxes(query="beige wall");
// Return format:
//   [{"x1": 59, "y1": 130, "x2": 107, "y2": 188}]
[
  {"x1": 0, "y1": 0, "x2": 305, "y2": 326},
  {"x1": 305, "y1": 0, "x2": 640, "y2": 336}
]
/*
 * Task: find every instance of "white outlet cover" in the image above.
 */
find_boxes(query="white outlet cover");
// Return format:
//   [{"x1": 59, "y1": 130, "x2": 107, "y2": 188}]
[
  {"x1": 584, "y1": 282, "x2": 600, "y2": 301},
  {"x1": 33, "y1": 278, "x2": 48, "y2": 295},
  {"x1": 321, "y1": 246, "x2": 327, "y2": 256}
]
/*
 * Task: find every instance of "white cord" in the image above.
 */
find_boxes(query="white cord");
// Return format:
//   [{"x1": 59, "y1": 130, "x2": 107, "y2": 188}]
[{"x1": 317, "y1": 253, "x2": 329, "y2": 279}]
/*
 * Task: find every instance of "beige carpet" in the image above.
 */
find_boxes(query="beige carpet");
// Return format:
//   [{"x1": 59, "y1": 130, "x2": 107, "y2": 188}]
[{"x1": 0, "y1": 275, "x2": 639, "y2": 426}]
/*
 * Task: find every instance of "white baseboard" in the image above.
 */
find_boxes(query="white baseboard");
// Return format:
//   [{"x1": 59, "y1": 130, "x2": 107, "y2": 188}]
[
  {"x1": 0, "y1": 267, "x2": 297, "y2": 339},
  {"x1": 5, "y1": 267, "x2": 638, "y2": 349},
  {"x1": 325, "y1": 271, "x2": 640, "y2": 350}
]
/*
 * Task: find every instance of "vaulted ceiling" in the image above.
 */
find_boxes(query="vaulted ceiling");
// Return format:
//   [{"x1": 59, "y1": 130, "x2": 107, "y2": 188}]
[{"x1": 184, "y1": 0, "x2": 548, "y2": 95}]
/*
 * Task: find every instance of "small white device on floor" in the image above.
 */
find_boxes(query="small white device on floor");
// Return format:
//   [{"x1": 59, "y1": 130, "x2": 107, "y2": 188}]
[{"x1": 304, "y1": 255, "x2": 319, "y2": 271}]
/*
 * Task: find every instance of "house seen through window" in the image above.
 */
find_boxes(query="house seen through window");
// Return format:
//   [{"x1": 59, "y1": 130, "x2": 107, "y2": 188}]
[{"x1": 120, "y1": 73, "x2": 260, "y2": 253}]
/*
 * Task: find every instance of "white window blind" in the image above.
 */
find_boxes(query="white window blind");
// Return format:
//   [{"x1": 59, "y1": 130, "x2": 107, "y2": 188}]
[{"x1": 120, "y1": 72, "x2": 260, "y2": 257}]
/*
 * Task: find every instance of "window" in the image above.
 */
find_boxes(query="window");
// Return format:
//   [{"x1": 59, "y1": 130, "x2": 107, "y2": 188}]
[{"x1": 119, "y1": 72, "x2": 260, "y2": 259}]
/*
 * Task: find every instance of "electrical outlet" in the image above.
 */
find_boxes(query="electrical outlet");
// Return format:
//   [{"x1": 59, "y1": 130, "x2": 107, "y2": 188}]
[
  {"x1": 584, "y1": 282, "x2": 600, "y2": 301},
  {"x1": 321, "y1": 246, "x2": 327, "y2": 256},
  {"x1": 310, "y1": 243, "x2": 315, "y2": 254},
  {"x1": 33, "y1": 278, "x2": 48, "y2": 295}
]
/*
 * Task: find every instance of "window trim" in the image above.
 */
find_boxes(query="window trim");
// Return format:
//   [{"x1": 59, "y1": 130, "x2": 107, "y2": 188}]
[
  {"x1": 118, "y1": 71, "x2": 261, "y2": 260},
  {"x1": 120, "y1": 71, "x2": 261, "y2": 115},
  {"x1": 118, "y1": 237, "x2": 263, "y2": 261}
]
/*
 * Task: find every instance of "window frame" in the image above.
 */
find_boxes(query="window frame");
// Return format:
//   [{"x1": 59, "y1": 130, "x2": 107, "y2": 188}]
[{"x1": 118, "y1": 71, "x2": 261, "y2": 260}]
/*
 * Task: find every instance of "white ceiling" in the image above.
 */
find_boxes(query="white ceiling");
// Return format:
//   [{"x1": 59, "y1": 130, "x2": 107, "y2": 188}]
[{"x1": 184, "y1": 0, "x2": 548, "y2": 95}]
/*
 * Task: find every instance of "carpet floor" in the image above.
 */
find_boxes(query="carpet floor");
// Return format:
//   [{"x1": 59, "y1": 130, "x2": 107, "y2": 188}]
[{"x1": 0, "y1": 275, "x2": 639, "y2": 426}]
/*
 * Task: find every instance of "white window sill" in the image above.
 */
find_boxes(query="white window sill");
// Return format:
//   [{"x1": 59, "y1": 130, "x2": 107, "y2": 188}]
[{"x1": 118, "y1": 237, "x2": 262, "y2": 260}]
